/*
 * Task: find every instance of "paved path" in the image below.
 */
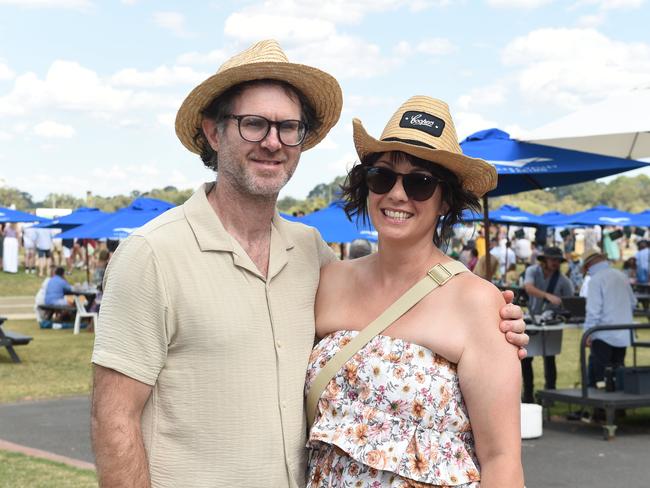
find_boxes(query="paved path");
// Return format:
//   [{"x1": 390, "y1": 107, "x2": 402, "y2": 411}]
[
  {"x1": 0, "y1": 396, "x2": 649, "y2": 486},
  {"x1": 0, "y1": 295, "x2": 36, "y2": 320}
]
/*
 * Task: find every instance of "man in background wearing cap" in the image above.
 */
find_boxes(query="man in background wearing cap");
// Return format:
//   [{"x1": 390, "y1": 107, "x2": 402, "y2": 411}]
[
  {"x1": 582, "y1": 249, "x2": 636, "y2": 388},
  {"x1": 521, "y1": 246, "x2": 575, "y2": 403},
  {"x1": 90, "y1": 40, "x2": 528, "y2": 488}
]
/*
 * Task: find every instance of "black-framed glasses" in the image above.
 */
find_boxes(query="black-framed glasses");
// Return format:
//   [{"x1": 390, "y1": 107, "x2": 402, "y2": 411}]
[
  {"x1": 365, "y1": 166, "x2": 441, "y2": 201},
  {"x1": 225, "y1": 114, "x2": 308, "y2": 147}
]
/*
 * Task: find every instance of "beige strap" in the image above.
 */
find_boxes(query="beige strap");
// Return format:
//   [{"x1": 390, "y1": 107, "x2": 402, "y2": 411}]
[{"x1": 306, "y1": 261, "x2": 468, "y2": 426}]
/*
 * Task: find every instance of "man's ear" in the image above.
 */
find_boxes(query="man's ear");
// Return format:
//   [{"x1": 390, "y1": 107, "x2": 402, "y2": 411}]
[{"x1": 202, "y1": 118, "x2": 220, "y2": 152}]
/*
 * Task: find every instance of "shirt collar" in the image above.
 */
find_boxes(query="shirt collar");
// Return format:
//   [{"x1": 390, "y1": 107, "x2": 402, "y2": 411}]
[
  {"x1": 183, "y1": 182, "x2": 295, "y2": 254},
  {"x1": 588, "y1": 260, "x2": 609, "y2": 276}
]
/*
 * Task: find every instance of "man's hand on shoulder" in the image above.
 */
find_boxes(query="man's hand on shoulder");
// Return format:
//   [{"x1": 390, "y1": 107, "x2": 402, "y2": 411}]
[{"x1": 499, "y1": 290, "x2": 529, "y2": 360}]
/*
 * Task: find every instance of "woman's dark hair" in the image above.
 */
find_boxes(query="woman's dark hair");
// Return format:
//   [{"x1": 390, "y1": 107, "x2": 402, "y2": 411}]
[
  {"x1": 340, "y1": 151, "x2": 481, "y2": 247},
  {"x1": 192, "y1": 79, "x2": 322, "y2": 171}
]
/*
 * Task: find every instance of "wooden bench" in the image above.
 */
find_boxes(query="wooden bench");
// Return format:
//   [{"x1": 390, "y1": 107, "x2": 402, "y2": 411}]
[{"x1": 0, "y1": 317, "x2": 33, "y2": 363}]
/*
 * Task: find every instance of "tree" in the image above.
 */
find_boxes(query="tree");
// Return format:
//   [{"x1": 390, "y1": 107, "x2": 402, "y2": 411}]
[
  {"x1": 36, "y1": 193, "x2": 85, "y2": 210},
  {"x1": 0, "y1": 187, "x2": 34, "y2": 210}
]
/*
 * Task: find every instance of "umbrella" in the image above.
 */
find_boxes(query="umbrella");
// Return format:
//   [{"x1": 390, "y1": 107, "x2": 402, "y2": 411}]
[
  {"x1": 35, "y1": 207, "x2": 110, "y2": 230},
  {"x1": 57, "y1": 198, "x2": 174, "y2": 240},
  {"x1": 460, "y1": 129, "x2": 650, "y2": 197},
  {"x1": 299, "y1": 201, "x2": 377, "y2": 243},
  {"x1": 0, "y1": 207, "x2": 51, "y2": 224},
  {"x1": 528, "y1": 88, "x2": 650, "y2": 160},
  {"x1": 461, "y1": 205, "x2": 543, "y2": 226},
  {"x1": 556, "y1": 205, "x2": 643, "y2": 227}
]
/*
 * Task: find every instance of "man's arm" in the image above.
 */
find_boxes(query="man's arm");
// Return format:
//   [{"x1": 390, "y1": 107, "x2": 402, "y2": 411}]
[{"x1": 91, "y1": 365, "x2": 153, "y2": 488}]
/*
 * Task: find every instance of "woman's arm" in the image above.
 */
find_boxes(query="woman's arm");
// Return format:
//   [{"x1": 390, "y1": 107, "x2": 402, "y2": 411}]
[{"x1": 457, "y1": 280, "x2": 524, "y2": 488}]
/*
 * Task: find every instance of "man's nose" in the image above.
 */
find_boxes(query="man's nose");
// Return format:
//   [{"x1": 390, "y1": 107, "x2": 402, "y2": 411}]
[{"x1": 260, "y1": 125, "x2": 282, "y2": 152}]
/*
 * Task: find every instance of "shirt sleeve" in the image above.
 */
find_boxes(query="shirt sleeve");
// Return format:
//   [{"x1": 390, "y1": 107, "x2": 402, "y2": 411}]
[
  {"x1": 91, "y1": 235, "x2": 169, "y2": 386},
  {"x1": 313, "y1": 228, "x2": 338, "y2": 267},
  {"x1": 584, "y1": 276, "x2": 603, "y2": 331},
  {"x1": 524, "y1": 265, "x2": 536, "y2": 285}
]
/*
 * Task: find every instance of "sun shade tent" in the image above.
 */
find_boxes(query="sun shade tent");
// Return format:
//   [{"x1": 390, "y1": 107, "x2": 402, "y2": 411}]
[
  {"x1": 528, "y1": 88, "x2": 650, "y2": 161},
  {"x1": 56, "y1": 198, "x2": 175, "y2": 240},
  {"x1": 0, "y1": 207, "x2": 51, "y2": 224},
  {"x1": 298, "y1": 201, "x2": 377, "y2": 244},
  {"x1": 555, "y1": 205, "x2": 646, "y2": 228},
  {"x1": 34, "y1": 207, "x2": 110, "y2": 230}
]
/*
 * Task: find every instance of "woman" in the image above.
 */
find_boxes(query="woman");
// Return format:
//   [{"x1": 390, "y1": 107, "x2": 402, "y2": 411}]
[
  {"x1": 2, "y1": 223, "x2": 20, "y2": 273},
  {"x1": 305, "y1": 97, "x2": 523, "y2": 487}
]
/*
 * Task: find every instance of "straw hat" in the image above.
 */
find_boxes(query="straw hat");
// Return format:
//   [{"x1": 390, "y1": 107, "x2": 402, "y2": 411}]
[
  {"x1": 582, "y1": 248, "x2": 606, "y2": 270},
  {"x1": 175, "y1": 39, "x2": 343, "y2": 153},
  {"x1": 353, "y1": 96, "x2": 497, "y2": 197}
]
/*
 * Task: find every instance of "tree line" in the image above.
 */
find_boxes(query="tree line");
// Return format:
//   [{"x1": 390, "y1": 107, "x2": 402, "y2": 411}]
[{"x1": 1, "y1": 173, "x2": 649, "y2": 215}]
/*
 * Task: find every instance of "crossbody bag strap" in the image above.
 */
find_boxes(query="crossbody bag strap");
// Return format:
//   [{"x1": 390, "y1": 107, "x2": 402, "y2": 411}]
[{"x1": 306, "y1": 260, "x2": 468, "y2": 426}]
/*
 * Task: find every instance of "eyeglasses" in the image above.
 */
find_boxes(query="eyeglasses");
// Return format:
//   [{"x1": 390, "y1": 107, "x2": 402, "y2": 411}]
[
  {"x1": 225, "y1": 114, "x2": 308, "y2": 147},
  {"x1": 364, "y1": 166, "x2": 441, "y2": 201}
]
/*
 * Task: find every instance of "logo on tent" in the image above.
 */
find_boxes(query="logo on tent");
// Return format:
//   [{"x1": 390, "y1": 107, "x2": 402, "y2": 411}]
[{"x1": 488, "y1": 157, "x2": 553, "y2": 168}]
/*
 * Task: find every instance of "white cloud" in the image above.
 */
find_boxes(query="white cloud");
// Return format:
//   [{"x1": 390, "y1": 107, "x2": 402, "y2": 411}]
[
  {"x1": 415, "y1": 38, "x2": 457, "y2": 56},
  {"x1": 33, "y1": 120, "x2": 76, "y2": 138},
  {"x1": 502, "y1": 28, "x2": 650, "y2": 108},
  {"x1": 0, "y1": 62, "x2": 15, "y2": 80},
  {"x1": 453, "y1": 110, "x2": 500, "y2": 140},
  {"x1": 152, "y1": 11, "x2": 192, "y2": 38},
  {"x1": 225, "y1": 12, "x2": 336, "y2": 44},
  {"x1": 0, "y1": 60, "x2": 180, "y2": 117},
  {"x1": 574, "y1": 0, "x2": 645, "y2": 9},
  {"x1": 176, "y1": 48, "x2": 229, "y2": 66},
  {"x1": 0, "y1": 0, "x2": 91, "y2": 7},
  {"x1": 111, "y1": 65, "x2": 207, "y2": 87},
  {"x1": 576, "y1": 13, "x2": 605, "y2": 27},
  {"x1": 487, "y1": 0, "x2": 555, "y2": 7},
  {"x1": 288, "y1": 35, "x2": 402, "y2": 80},
  {"x1": 156, "y1": 112, "x2": 175, "y2": 128},
  {"x1": 0, "y1": 130, "x2": 13, "y2": 141},
  {"x1": 457, "y1": 84, "x2": 507, "y2": 111}
]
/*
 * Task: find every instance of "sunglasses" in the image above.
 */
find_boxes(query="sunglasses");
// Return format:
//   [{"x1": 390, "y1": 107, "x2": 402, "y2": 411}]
[{"x1": 364, "y1": 166, "x2": 441, "y2": 201}]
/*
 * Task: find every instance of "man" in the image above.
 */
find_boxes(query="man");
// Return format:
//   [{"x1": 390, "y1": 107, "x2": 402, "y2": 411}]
[
  {"x1": 44, "y1": 266, "x2": 73, "y2": 306},
  {"x1": 513, "y1": 231, "x2": 532, "y2": 264},
  {"x1": 582, "y1": 249, "x2": 636, "y2": 387},
  {"x1": 521, "y1": 246, "x2": 574, "y2": 403},
  {"x1": 23, "y1": 224, "x2": 37, "y2": 274},
  {"x1": 491, "y1": 239, "x2": 516, "y2": 277},
  {"x1": 91, "y1": 40, "x2": 528, "y2": 488},
  {"x1": 34, "y1": 226, "x2": 53, "y2": 277},
  {"x1": 635, "y1": 239, "x2": 649, "y2": 284}
]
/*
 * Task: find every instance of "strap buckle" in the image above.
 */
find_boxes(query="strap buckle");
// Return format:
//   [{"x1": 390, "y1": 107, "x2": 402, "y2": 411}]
[{"x1": 428, "y1": 263, "x2": 453, "y2": 286}]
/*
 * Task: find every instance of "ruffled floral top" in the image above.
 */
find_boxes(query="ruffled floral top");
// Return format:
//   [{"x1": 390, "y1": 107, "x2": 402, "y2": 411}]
[{"x1": 304, "y1": 330, "x2": 480, "y2": 487}]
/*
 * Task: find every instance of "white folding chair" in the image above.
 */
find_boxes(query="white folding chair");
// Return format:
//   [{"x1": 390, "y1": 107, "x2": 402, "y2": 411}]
[{"x1": 73, "y1": 295, "x2": 97, "y2": 335}]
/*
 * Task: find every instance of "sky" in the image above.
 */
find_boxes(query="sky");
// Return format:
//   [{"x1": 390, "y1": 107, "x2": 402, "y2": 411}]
[{"x1": 1, "y1": 0, "x2": 649, "y2": 202}]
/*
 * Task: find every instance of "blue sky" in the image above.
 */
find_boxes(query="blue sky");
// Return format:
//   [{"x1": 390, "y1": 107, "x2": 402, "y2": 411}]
[{"x1": 1, "y1": 0, "x2": 649, "y2": 202}]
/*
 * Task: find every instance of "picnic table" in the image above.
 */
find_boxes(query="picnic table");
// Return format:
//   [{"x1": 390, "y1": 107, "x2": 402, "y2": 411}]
[
  {"x1": 537, "y1": 323, "x2": 650, "y2": 440},
  {"x1": 0, "y1": 316, "x2": 33, "y2": 363}
]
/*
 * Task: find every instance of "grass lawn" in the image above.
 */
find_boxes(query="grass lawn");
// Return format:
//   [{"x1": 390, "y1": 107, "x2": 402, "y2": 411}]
[
  {"x1": 0, "y1": 319, "x2": 94, "y2": 403},
  {"x1": 0, "y1": 450, "x2": 96, "y2": 488},
  {"x1": 0, "y1": 267, "x2": 91, "y2": 296}
]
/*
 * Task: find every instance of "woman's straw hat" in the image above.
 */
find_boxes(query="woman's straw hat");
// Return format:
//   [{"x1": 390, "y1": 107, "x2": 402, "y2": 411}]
[
  {"x1": 353, "y1": 96, "x2": 497, "y2": 197},
  {"x1": 175, "y1": 39, "x2": 343, "y2": 153}
]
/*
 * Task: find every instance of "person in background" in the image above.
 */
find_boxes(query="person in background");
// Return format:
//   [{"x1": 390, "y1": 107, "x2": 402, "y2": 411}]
[
  {"x1": 44, "y1": 266, "x2": 73, "y2": 306},
  {"x1": 514, "y1": 232, "x2": 532, "y2": 264},
  {"x1": 582, "y1": 249, "x2": 636, "y2": 388},
  {"x1": 347, "y1": 239, "x2": 372, "y2": 259},
  {"x1": 2, "y1": 223, "x2": 20, "y2": 273},
  {"x1": 23, "y1": 224, "x2": 37, "y2": 274},
  {"x1": 492, "y1": 239, "x2": 516, "y2": 277},
  {"x1": 467, "y1": 247, "x2": 479, "y2": 271},
  {"x1": 474, "y1": 237, "x2": 500, "y2": 281},
  {"x1": 566, "y1": 250, "x2": 584, "y2": 291},
  {"x1": 635, "y1": 240, "x2": 649, "y2": 284},
  {"x1": 34, "y1": 226, "x2": 54, "y2": 277},
  {"x1": 622, "y1": 257, "x2": 637, "y2": 283},
  {"x1": 505, "y1": 262, "x2": 519, "y2": 286},
  {"x1": 521, "y1": 246, "x2": 575, "y2": 403}
]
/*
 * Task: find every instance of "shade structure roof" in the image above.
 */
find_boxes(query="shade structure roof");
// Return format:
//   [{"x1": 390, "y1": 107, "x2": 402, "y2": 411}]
[
  {"x1": 528, "y1": 89, "x2": 650, "y2": 160},
  {"x1": 460, "y1": 129, "x2": 650, "y2": 197},
  {"x1": 554, "y1": 205, "x2": 643, "y2": 227},
  {"x1": 57, "y1": 198, "x2": 174, "y2": 240},
  {"x1": 461, "y1": 205, "x2": 545, "y2": 227},
  {"x1": 35, "y1": 207, "x2": 110, "y2": 230},
  {"x1": 0, "y1": 207, "x2": 51, "y2": 224},
  {"x1": 298, "y1": 201, "x2": 377, "y2": 243}
]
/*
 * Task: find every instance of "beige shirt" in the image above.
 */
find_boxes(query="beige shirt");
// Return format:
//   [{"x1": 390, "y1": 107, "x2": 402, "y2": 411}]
[{"x1": 92, "y1": 184, "x2": 335, "y2": 488}]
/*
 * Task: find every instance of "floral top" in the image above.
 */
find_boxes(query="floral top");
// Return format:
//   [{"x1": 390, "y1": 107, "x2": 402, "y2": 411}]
[{"x1": 305, "y1": 330, "x2": 480, "y2": 486}]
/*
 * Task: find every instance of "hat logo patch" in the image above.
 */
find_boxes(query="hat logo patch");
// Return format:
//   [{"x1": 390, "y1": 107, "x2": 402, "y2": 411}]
[{"x1": 399, "y1": 111, "x2": 445, "y2": 137}]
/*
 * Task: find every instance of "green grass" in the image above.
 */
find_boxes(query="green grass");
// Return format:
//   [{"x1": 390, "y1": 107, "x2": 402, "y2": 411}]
[
  {"x1": 0, "y1": 450, "x2": 96, "y2": 488},
  {"x1": 0, "y1": 319, "x2": 94, "y2": 403},
  {"x1": 0, "y1": 267, "x2": 91, "y2": 296}
]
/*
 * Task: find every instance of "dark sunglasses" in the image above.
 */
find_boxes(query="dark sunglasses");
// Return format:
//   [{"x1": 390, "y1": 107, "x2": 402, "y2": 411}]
[{"x1": 364, "y1": 166, "x2": 441, "y2": 201}]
